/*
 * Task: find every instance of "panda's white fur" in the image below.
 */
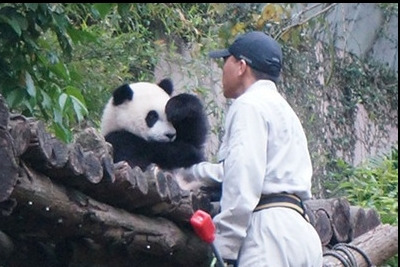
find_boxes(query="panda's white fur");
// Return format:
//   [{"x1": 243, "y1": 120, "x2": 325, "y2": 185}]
[{"x1": 101, "y1": 82, "x2": 176, "y2": 142}]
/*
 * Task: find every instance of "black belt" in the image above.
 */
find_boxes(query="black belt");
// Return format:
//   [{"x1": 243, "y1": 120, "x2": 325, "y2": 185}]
[{"x1": 254, "y1": 193, "x2": 309, "y2": 222}]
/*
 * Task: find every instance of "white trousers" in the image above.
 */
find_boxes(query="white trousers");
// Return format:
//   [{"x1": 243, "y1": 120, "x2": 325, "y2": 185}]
[{"x1": 237, "y1": 207, "x2": 323, "y2": 267}]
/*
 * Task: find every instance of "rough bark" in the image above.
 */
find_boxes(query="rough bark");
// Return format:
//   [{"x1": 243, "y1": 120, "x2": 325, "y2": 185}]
[
  {"x1": 8, "y1": 114, "x2": 32, "y2": 157},
  {"x1": 304, "y1": 198, "x2": 382, "y2": 246},
  {"x1": 0, "y1": 94, "x2": 8, "y2": 128},
  {"x1": 0, "y1": 95, "x2": 19, "y2": 202},
  {"x1": 323, "y1": 223, "x2": 398, "y2": 267},
  {"x1": 349, "y1": 206, "x2": 381, "y2": 240},
  {"x1": 305, "y1": 197, "x2": 352, "y2": 245},
  {"x1": 0, "y1": 230, "x2": 14, "y2": 259},
  {"x1": 16, "y1": 123, "x2": 213, "y2": 223},
  {"x1": 1, "y1": 163, "x2": 211, "y2": 267},
  {"x1": 0, "y1": 129, "x2": 19, "y2": 202}
]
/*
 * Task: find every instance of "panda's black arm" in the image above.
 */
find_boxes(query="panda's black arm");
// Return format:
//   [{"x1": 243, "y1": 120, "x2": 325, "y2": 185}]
[
  {"x1": 149, "y1": 141, "x2": 205, "y2": 170},
  {"x1": 166, "y1": 93, "x2": 209, "y2": 148},
  {"x1": 105, "y1": 131, "x2": 153, "y2": 170}
]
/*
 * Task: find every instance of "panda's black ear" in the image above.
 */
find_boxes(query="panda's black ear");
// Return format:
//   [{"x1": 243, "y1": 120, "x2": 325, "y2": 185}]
[
  {"x1": 112, "y1": 84, "x2": 134, "y2": 106},
  {"x1": 158, "y1": 78, "x2": 173, "y2": 96}
]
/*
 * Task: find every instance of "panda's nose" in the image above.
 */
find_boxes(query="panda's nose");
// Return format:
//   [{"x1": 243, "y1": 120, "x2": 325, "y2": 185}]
[{"x1": 166, "y1": 133, "x2": 176, "y2": 141}]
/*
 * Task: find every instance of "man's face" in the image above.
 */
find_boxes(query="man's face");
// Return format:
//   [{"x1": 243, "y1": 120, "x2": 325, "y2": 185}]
[
  {"x1": 222, "y1": 56, "x2": 241, "y2": 99},
  {"x1": 222, "y1": 55, "x2": 248, "y2": 99}
]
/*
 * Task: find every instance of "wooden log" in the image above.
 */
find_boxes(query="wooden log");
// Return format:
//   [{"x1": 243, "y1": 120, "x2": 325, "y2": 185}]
[
  {"x1": 305, "y1": 198, "x2": 351, "y2": 244},
  {"x1": 18, "y1": 120, "x2": 110, "y2": 182},
  {"x1": 74, "y1": 127, "x2": 116, "y2": 181},
  {"x1": 8, "y1": 114, "x2": 32, "y2": 157},
  {"x1": 88, "y1": 164, "x2": 212, "y2": 222},
  {"x1": 74, "y1": 126, "x2": 113, "y2": 161},
  {"x1": 3, "y1": 163, "x2": 211, "y2": 266},
  {"x1": 101, "y1": 153, "x2": 115, "y2": 181},
  {"x1": 0, "y1": 129, "x2": 19, "y2": 202},
  {"x1": 80, "y1": 150, "x2": 103, "y2": 183},
  {"x1": 323, "y1": 223, "x2": 398, "y2": 267},
  {"x1": 72, "y1": 127, "x2": 213, "y2": 219},
  {"x1": 40, "y1": 142, "x2": 103, "y2": 187},
  {"x1": 21, "y1": 120, "x2": 54, "y2": 167},
  {"x1": 15, "y1": 118, "x2": 70, "y2": 173},
  {"x1": 86, "y1": 162, "x2": 150, "y2": 209},
  {"x1": 0, "y1": 198, "x2": 17, "y2": 216},
  {"x1": 0, "y1": 94, "x2": 19, "y2": 202},
  {"x1": 349, "y1": 206, "x2": 381, "y2": 240},
  {"x1": 129, "y1": 166, "x2": 213, "y2": 221},
  {"x1": 0, "y1": 230, "x2": 14, "y2": 259},
  {"x1": 6, "y1": 119, "x2": 212, "y2": 222},
  {"x1": 65, "y1": 142, "x2": 86, "y2": 176},
  {"x1": 146, "y1": 165, "x2": 170, "y2": 203},
  {"x1": 365, "y1": 208, "x2": 381, "y2": 231},
  {"x1": 49, "y1": 136, "x2": 70, "y2": 168},
  {"x1": 146, "y1": 188, "x2": 210, "y2": 222},
  {"x1": 0, "y1": 94, "x2": 9, "y2": 129},
  {"x1": 313, "y1": 209, "x2": 334, "y2": 246}
]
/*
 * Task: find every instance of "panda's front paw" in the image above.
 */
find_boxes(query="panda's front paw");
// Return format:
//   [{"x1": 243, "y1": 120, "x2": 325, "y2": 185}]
[{"x1": 166, "y1": 93, "x2": 202, "y2": 122}]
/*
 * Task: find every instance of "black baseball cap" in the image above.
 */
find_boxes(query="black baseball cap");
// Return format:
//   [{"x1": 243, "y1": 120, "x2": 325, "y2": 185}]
[{"x1": 209, "y1": 31, "x2": 282, "y2": 80}]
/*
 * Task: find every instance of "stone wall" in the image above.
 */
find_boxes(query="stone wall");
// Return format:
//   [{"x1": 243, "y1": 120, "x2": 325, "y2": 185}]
[{"x1": 154, "y1": 3, "x2": 398, "y2": 196}]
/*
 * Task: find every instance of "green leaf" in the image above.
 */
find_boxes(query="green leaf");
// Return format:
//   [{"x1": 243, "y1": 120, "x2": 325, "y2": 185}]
[
  {"x1": 65, "y1": 86, "x2": 86, "y2": 105},
  {"x1": 40, "y1": 90, "x2": 52, "y2": 110},
  {"x1": 93, "y1": 3, "x2": 114, "y2": 19},
  {"x1": 6, "y1": 88, "x2": 26, "y2": 108},
  {"x1": 67, "y1": 27, "x2": 98, "y2": 44},
  {"x1": 70, "y1": 95, "x2": 88, "y2": 122},
  {"x1": 52, "y1": 121, "x2": 72, "y2": 143},
  {"x1": 23, "y1": 98, "x2": 34, "y2": 114},
  {"x1": 58, "y1": 92, "x2": 68, "y2": 112},
  {"x1": 0, "y1": 14, "x2": 21, "y2": 36},
  {"x1": 24, "y1": 3, "x2": 39, "y2": 11},
  {"x1": 14, "y1": 13, "x2": 28, "y2": 31},
  {"x1": 25, "y1": 71, "x2": 36, "y2": 97},
  {"x1": 49, "y1": 61, "x2": 70, "y2": 81},
  {"x1": 53, "y1": 107, "x2": 63, "y2": 125}
]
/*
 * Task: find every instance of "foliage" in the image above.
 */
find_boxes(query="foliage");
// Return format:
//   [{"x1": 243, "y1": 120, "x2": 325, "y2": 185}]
[
  {"x1": 66, "y1": 3, "x2": 218, "y2": 129},
  {"x1": 335, "y1": 58, "x2": 398, "y2": 128},
  {"x1": 0, "y1": 3, "x2": 93, "y2": 141},
  {"x1": 326, "y1": 145, "x2": 398, "y2": 225},
  {"x1": 0, "y1": 3, "x2": 217, "y2": 142},
  {"x1": 326, "y1": 146, "x2": 398, "y2": 266},
  {"x1": 0, "y1": 3, "x2": 351, "y2": 144}
]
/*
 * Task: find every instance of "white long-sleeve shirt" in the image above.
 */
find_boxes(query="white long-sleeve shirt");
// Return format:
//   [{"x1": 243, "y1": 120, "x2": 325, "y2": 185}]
[{"x1": 187, "y1": 79, "x2": 313, "y2": 260}]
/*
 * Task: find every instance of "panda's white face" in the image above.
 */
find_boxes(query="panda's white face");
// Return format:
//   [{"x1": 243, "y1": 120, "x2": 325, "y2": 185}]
[{"x1": 101, "y1": 81, "x2": 176, "y2": 142}]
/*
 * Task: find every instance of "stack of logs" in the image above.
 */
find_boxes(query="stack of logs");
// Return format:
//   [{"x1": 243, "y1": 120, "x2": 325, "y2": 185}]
[{"x1": 0, "y1": 94, "x2": 398, "y2": 267}]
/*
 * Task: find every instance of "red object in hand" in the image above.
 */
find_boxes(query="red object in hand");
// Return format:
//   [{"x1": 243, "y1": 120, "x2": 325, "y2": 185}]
[
  {"x1": 190, "y1": 210, "x2": 225, "y2": 267},
  {"x1": 190, "y1": 209, "x2": 215, "y2": 244}
]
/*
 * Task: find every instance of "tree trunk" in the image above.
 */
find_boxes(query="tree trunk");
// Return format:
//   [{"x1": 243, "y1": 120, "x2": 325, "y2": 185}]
[
  {"x1": 304, "y1": 198, "x2": 381, "y2": 246},
  {"x1": 323, "y1": 223, "x2": 398, "y2": 267},
  {"x1": 1, "y1": 162, "x2": 211, "y2": 267}
]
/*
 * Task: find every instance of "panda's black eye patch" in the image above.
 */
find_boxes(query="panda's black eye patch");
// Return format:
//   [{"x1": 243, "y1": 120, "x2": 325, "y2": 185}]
[{"x1": 146, "y1": 110, "x2": 159, "y2": 127}]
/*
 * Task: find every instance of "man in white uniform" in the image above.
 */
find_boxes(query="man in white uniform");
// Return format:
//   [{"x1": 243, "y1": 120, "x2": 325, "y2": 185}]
[{"x1": 184, "y1": 31, "x2": 323, "y2": 267}]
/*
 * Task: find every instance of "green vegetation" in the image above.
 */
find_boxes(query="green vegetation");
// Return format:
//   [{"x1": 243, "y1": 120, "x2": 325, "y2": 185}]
[
  {"x1": 327, "y1": 146, "x2": 398, "y2": 225},
  {"x1": 0, "y1": 3, "x2": 218, "y2": 141},
  {"x1": 2, "y1": 3, "x2": 334, "y2": 142},
  {"x1": 326, "y1": 146, "x2": 398, "y2": 266}
]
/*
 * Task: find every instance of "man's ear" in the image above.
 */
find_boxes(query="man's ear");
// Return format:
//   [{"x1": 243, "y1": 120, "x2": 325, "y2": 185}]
[{"x1": 238, "y1": 59, "x2": 249, "y2": 76}]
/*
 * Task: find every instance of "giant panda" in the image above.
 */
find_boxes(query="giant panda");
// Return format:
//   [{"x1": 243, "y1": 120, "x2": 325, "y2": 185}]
[{"x1": 100, "y1": 78, "x2": 209, "y2": 171}]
